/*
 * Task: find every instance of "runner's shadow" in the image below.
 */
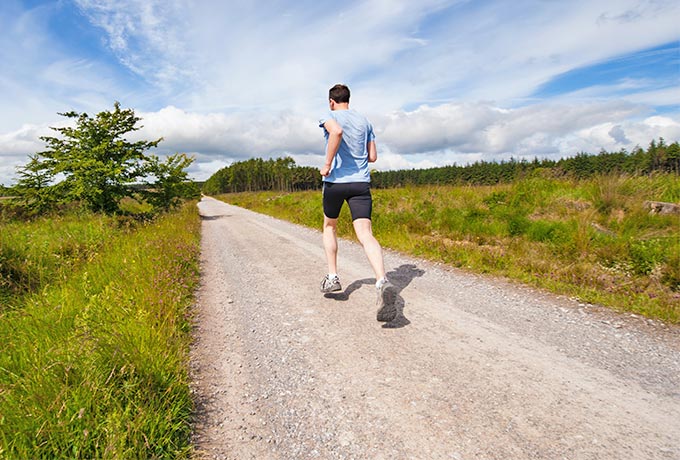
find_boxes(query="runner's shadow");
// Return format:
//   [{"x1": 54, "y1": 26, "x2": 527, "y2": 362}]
[
  {"x1": 325, "y1": 264, "x2": 425, "y2": 329},
  {"x1": 381, "y1": 264, "x2": 425, "y2": 329},
  {"x1": 324, "y1": 278, "x2": 373, "y2": 301}
]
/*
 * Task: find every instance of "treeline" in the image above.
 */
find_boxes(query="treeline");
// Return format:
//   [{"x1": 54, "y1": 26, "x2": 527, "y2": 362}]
[
  {"x1": 202, "y1": 139, "x2": 679, "y2": 194},
  {"x1": 202, "y1": 156, "x2": 319, "y2": 194}
]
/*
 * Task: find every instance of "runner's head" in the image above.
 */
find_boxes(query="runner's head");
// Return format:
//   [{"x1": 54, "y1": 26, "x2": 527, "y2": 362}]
[{"x1": 329, "y1": 84, "x2": 350, "y2": 104}]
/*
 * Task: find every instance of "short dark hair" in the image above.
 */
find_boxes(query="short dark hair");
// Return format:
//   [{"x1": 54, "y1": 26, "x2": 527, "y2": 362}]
[{"x1": 329, "y1": 84, "x2": 350, "y2": 103}]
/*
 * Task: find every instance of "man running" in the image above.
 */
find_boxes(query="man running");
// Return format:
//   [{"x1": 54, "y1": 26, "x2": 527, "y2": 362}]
[{"x1": 318, "y1": 84, "x2": 397, "y2": 322}]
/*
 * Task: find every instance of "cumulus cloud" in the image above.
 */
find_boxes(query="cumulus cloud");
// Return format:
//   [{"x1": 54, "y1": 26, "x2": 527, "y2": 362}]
[
  {"x1": 139, "y1": 102, "x2": 680, "y2": 180},
  {"x1": 0, "y1": 123, "x2": 55, "y2": 186},
  {"x1": 2, "y1": 102, "x2": 678, "y2": 185},
  {"x1": 376, "y1": 100, "x2": 645, "y2": 156},
  {"x1": 134, "y1": 106, "x2": 320, "y2": 158}
]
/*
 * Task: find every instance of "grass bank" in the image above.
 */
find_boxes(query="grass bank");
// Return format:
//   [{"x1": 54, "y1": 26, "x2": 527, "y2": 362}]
[
  {"x1": 0, "y1": 202, "x2": 200, "y2": 458},
  {"x1": 0, "y1": 211, "x2": 118, "y2": 308},
  {"x1": 218, "y1": 174, "x2": 679, "y2": 323}
]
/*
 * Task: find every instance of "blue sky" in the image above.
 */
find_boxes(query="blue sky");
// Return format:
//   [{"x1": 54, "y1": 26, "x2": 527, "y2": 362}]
[{"x1": 1, "y1": 0, "x2": 679, "y2": 185}]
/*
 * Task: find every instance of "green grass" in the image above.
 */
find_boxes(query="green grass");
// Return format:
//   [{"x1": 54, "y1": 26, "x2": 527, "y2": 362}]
[
  {"x1": 217, "y1": 174, "x2": 680, "y2": 323},
  {"x1": 0, "y1": 212, "x2": 117, "y2": 307},
  {"x1": 0, "y1": 202, "x2": 200, "y2": 458}
]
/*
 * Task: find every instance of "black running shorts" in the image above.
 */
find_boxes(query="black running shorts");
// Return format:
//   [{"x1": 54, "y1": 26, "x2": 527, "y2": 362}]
[{"x1": 322, "y1": 182, "x2": 373, "y2": 220}]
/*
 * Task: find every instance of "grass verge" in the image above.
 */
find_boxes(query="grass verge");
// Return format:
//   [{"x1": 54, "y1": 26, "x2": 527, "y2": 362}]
[
  {"x1": 217, "y1": 174, "x2": 679, "y2": 323},
  {"x1": 0, "y1": 202, "x2": 200, "y2": 458},
  {"x1": 0, "y1": 211, "x2": 119, "y2": 308}
]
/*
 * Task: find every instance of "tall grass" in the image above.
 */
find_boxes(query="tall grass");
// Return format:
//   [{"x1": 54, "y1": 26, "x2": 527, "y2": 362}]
[
  {"x1": 0, "y1": 203, "x2": 200, "y2": 458},
  {"x1": 217, "y1": 174, "x2": 679, "y2": 323},
  {"x1": 0, "y1": 212, "x2": 117, "y2": 307}
]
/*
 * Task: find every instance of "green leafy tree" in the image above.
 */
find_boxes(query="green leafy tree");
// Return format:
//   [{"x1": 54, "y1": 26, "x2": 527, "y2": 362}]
[
  {"x1": 12, "y1": 153, "x2": 58, "y2": 213},
  {"x1": 141, "y1": 153, "x2": 199, "y2": 212},
  {"x1": 14, "y1": 102, "x2": 195, "y2": 214}
]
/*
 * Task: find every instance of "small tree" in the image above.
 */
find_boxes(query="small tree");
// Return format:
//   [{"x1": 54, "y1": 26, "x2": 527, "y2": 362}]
[
  {"x1": 141, "y1": 153, "x2": 199, "y2": 212},
  {"x1": 15, "y1": 102, "x2": 194, "y2": 214},
  {"x1": 12, "y1": 153, "x2": 58, "y2": 213}
]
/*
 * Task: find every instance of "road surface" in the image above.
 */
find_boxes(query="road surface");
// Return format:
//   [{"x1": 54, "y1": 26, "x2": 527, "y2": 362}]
[{"x1": 190, "y1": 196, "x2": 680, "y2": 459}]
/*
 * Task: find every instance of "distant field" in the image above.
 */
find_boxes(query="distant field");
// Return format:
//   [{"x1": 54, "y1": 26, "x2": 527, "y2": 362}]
[{"x1": 217, "y1": 174, "x2": 680, "y2": 323}]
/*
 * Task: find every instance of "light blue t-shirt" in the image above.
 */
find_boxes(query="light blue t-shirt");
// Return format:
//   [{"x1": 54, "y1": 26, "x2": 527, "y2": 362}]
[{"x1": 319, "y1": 109, "x2": 375, "y2": 183}]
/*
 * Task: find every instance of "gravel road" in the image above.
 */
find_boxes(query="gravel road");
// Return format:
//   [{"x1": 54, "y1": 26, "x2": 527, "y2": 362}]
[{"x1": 191, "y1": 196, "x2": 680, "y2": 460}]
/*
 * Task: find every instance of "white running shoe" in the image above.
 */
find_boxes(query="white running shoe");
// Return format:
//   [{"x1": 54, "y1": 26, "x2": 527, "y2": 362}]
[{"x1": 320, "y1": 274, "x2": 342, "y2": 293}]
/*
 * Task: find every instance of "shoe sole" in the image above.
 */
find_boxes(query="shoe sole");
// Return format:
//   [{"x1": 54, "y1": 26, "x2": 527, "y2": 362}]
[{"x1": 320, "y1": 284, "x2": 342, "y2": 293}]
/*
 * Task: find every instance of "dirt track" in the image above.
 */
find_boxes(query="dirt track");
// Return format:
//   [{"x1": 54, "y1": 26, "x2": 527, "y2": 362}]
[{"x1": 190, "y1": 196, "x2": 680, "y2": 460}]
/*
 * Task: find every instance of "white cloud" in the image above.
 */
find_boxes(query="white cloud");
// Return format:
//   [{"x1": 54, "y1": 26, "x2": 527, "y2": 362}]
[
  {"x1": 0, "y1": 2, "x2": 140, "y2": 132},
  {"x1": 376, "y1": 100, "x2": 645, "y2": 155},
  {"x1": 134, "y1": 106, "x2": 320, "y2": 158},
  {"x1": 1, "y1": 101, "x2": 678, "y2": 186},
  {"x1": 0, "y1": 124, "x2": 49, "y2": 156},
  {"x1": 378, "y1": 0, "x2": 680, "y2": 106},
  {"x1": 623, "y1": 87, "x2": 680, "y2": 107},
  {"x1": 623, "y1": 116, "x2": 680, "y2": 145},
  {"x1": 1, "y1": 0, "x2": 679, "y2": 186},
  {"x1": 73, "y1": 0, "x2": 195, "y2": 92},
  {"x1": 373, "y1": 148, "x2": 441, "y2": 172}
]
